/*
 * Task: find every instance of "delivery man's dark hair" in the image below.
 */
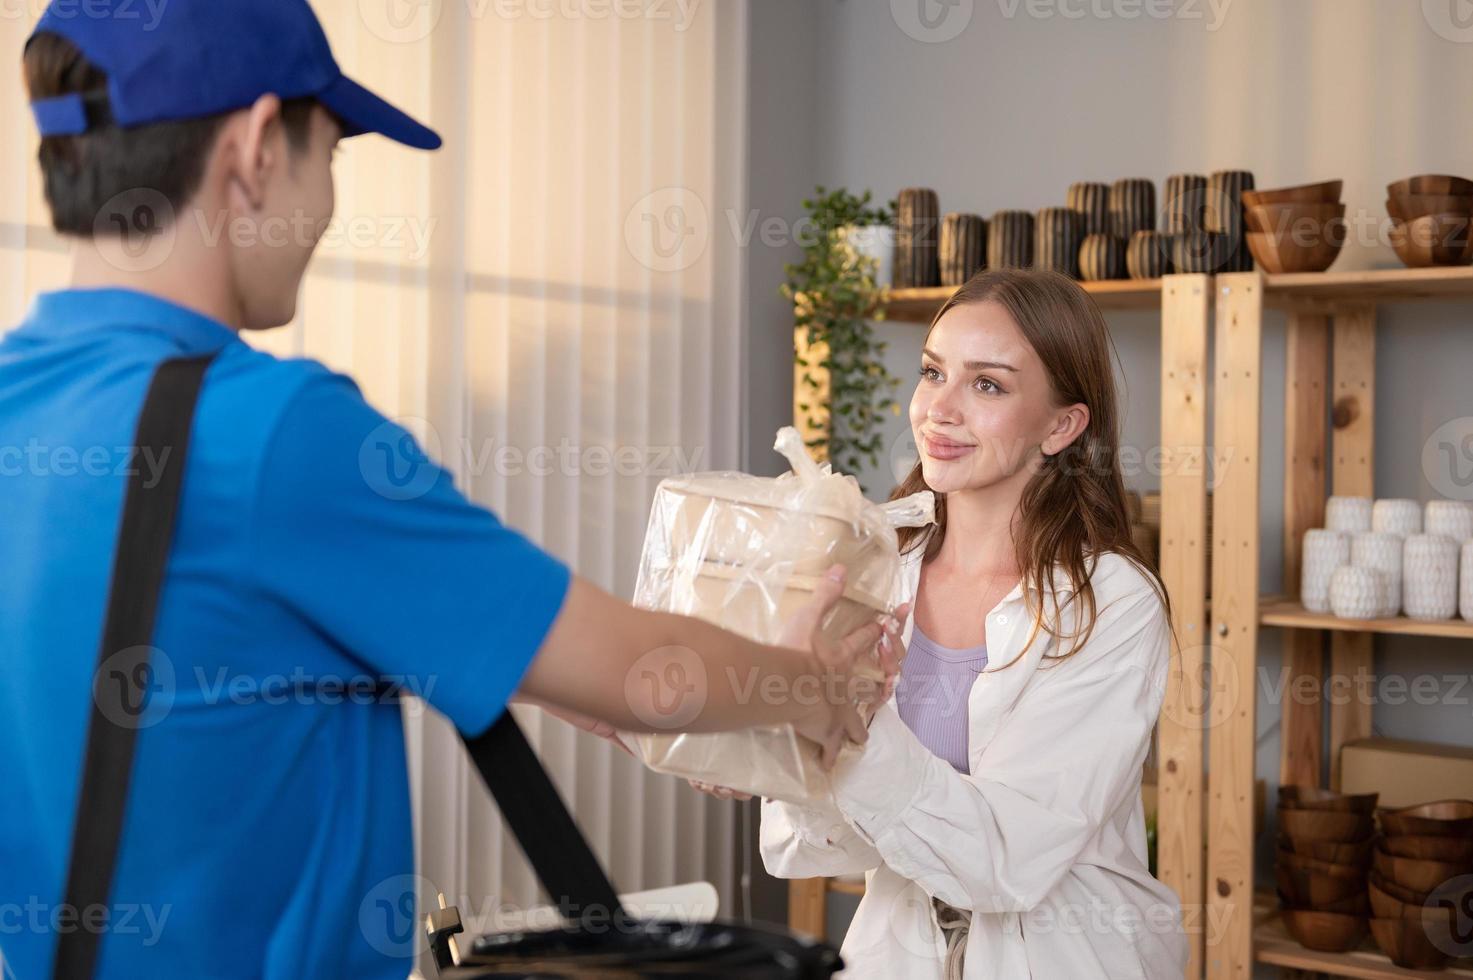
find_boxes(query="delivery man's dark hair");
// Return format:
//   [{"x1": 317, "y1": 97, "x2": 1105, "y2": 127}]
[{"x1": 24, "y1": 32, "x2": 317, "y2": 236}]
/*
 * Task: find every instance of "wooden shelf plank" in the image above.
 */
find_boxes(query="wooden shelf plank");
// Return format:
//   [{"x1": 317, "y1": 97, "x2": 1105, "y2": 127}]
[
  {"x1": 827, "y1": 876, "x2": 866, "y2": 897},
  {"x1": 1255, "y1": 902, "x2": 1473, "y2": 979},
  {"x1": 882, "y1": 277, "x2": 1163, "y2": 322},
  {"x1": 1259, "y1": 599, "x2": 1473, "y2": 640},
  {"x1": 1263, "y1": 265, "x2": 1473, "y2": 305}
]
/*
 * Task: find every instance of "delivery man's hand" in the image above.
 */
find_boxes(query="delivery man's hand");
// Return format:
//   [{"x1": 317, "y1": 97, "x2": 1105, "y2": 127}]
[{"x1": 778, "y1": 565, "x2": 907, "y2": 770}]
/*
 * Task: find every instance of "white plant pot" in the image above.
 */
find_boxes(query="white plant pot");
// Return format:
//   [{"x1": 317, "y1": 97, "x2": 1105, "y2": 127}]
[
  {"x1": 1351, "y1": 531, "x2": 1403, "y2": 617},
  {"x1": 1302, "y1": 529, "x2": 1350, "y2": 614},
  {"x1": 1462, "y1": 541, "x2": 1473, "y2": 621},
  {"x1": 1403, "y1": 533, "x2": 1459, "y2": 620},
  {"x1": 1325, "y1": 496, "x2": 1373, "y2": 534},
  {"x1": 845, "y1": 224, "x2": 895, "y2": 290},
  {"x1": 1373, "y1": 498, "x2": 1422, "y2": 537},
  {"x1": 1425, "y1": 500, "x2": 1473, "y2": 544},
  {"x1": 1329, "y1": 566, "x2": 1385, "y2": 620}
]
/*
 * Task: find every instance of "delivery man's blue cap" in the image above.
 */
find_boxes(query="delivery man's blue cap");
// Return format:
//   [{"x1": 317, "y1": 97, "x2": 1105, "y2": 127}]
[{"x1": 26, "y1": 0, "x2": 441, "y2": 150}]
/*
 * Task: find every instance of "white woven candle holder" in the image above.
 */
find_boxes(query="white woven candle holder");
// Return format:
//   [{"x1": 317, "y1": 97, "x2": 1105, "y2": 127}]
[
  {"x1": 1462, "y1": 541, "x2": 1473, "y2": 621},
  {"x1": 1325, "y1": 496, "x2": 1372, "y2": 534},
  {"x1": 1329, "y1": 566, "x2": 1385, "y2": 620},
  {"x1": 1351, "y1": 531, "x2": 1403, "y2": 617},
  {"x1": 1425, "y1": 500, "x2": 1473, "y2": 544},
  {"x1": 1302, "y1": 529, "x2": 1350, "y2": 614},
  {"x1": 1403, "y1": 533, "x2": 1459, "y2": 620},
  {"x1": 1373, "y1": 498, "x2": 1422, "y2": 537}
]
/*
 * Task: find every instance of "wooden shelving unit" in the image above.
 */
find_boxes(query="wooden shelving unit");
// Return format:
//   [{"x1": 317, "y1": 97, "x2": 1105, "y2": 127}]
[
  {"x1": 790, "y1": 274, "x2": 1215, "y2": 980},
  {"x1": 1206, "y1": 265, "x2": 1473, "y2": 980}
]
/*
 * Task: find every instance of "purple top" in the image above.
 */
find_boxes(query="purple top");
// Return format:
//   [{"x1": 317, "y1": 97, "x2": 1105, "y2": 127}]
[{"x1": 894, "y1": 624, "x2": 989, "y2": 775}]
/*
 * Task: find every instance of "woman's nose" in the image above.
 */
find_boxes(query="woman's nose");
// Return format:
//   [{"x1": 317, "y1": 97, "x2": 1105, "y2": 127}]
[{"x1": 927, "y1": 388, "x2": 960, "y2": 424}]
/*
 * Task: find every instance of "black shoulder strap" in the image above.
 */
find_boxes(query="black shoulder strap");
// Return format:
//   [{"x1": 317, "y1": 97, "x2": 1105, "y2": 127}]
[
  {"x1": 461, "y1": 715, "x2": 626, "y2": 926},
  {"x1": 53, "y1": 354, "x2": 217, "y2": 980}
]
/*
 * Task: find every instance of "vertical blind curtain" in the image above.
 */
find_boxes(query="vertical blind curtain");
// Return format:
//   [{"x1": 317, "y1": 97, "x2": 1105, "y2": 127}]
[{"x1": 1, "y1": 0, "x2": 751, "y2": 969}]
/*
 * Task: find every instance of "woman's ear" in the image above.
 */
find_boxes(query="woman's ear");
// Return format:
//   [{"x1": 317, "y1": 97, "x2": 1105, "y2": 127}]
[{"x1": 1042, "y1": 403, "x2": 1090, "y2": 456}]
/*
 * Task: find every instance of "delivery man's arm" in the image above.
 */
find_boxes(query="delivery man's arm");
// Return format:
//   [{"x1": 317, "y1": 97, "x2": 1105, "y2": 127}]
[{"x1": 249, "y1": 368, "x2": 896, "y2": 764}]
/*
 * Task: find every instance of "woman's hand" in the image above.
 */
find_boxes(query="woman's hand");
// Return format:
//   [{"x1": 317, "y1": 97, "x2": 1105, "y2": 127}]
[{"x1": 779, "y1": 567, "x2": 910, "y2": 769}]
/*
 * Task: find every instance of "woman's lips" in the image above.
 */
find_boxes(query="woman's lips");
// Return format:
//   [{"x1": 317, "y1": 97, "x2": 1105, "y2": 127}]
[{"x1": 922, "y1": 433, "x2": 976, "y2": 461}]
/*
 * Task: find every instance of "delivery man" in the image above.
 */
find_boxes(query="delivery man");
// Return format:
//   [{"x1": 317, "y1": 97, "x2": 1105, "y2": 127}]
[{"x1": 0, "y1": 1, "x2": 903, "y2": 976}]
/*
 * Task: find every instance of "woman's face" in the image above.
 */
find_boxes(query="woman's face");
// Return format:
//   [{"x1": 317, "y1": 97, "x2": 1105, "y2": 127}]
[{"x1": 908, "y1": 299, "x2": 1087, "y2": 495}]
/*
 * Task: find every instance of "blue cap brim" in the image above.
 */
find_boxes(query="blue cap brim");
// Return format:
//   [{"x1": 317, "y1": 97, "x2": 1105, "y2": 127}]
[{"x1": 317, "y1": 74, "x2": 441, "y2": 151}]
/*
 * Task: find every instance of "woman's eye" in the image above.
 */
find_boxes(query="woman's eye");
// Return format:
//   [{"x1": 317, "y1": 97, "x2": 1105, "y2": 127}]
[
  {"x1": 975, "y1": 377, "x2": 1000, "y2": 394},
  {"x1": 920, "y1": 365, "x2": 942, "y2": 382}
]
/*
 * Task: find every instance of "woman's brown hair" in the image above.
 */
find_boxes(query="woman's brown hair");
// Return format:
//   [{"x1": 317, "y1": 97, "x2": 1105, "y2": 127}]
[{"x1": 889, "y1": 267, "x2": 1171, "y2": 666}]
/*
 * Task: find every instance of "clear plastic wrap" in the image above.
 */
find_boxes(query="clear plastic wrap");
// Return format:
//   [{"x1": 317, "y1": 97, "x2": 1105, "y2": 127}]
[{"x1": 625, "y1": 427, "x2": 936, "y2": 804}]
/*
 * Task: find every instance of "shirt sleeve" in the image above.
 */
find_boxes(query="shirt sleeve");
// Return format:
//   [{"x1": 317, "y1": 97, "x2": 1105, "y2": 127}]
[
  {"x1": 247, "y1": 371, "x2": 572, "y2": 736},
  {"x1": 759, "y1": 795, "x2": 884, "y2": 879},
  {"x1": 826, "y1": 586, "x2": 1169, "y2": 913}
]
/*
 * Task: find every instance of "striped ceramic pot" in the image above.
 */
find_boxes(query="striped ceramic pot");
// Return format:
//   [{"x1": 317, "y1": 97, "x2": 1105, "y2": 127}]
[
  {"x1": 1079, "y1": 234, "x2": 1127, "y2": 281},
  {"x1": 895, "y1": 188, "x2": 940, "y2": 288},
  {"x1": 1109, "y1": 178, "x2": 1155, "y2": 240},
  {"x1": 1126, "y1": 230, "x2": 1171, "y2": 279},
  {"x1": 1207, "y1": 170, "x2": 1255, "y2": 272},
  {"x1": 987, "y1": 210, "x2": 1035, "y2": 270},
  {"x1": 1067, "y1": 182, "x2": 1111, "y2": 237},
  {"x1": 1035, "y1": 207, "x2": 1083, "y2": 278},
  {"x1": 939, "y1": 212, "x2": 986, "y2": 287},
  {"x1": 1162, "y1": 173, "x2": 1209, "y2": 236},
  {"x1": 1171, "y1": 229, "x2": 1230, "y2": 274}
]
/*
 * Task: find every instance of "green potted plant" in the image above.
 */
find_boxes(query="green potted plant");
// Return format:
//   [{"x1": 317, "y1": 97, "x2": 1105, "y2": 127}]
[{"x1": 783, "y1": 187, "x2": 900, "y2": 488}]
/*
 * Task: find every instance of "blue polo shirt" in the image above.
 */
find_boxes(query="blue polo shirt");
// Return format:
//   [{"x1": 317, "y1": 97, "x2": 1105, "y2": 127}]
[{"x1": 0, "y1": 288, "x2": 572, "y2": 978}]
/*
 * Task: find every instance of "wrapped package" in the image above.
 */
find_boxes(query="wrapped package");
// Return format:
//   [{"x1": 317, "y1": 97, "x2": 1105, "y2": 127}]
[{"x1": 625, "y1": 427, "x2": 936, "y2": 804}]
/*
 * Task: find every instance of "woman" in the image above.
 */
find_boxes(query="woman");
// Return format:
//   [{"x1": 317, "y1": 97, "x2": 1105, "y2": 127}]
[{"x1": 701, "y1": 268, "x2": 1186, "y2": 978}]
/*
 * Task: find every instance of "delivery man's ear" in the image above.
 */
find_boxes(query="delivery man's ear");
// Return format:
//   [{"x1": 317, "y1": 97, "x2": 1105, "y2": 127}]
[{"x1": 220, "y1": 93, "x2": 287, "y2": 213}]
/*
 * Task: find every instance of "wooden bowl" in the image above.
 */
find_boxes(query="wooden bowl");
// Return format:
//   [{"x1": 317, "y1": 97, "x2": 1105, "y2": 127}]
[
  {"x1": 1389, "y1": 214, "x2": 1473, "y2": 268},
  {"x1": 1280, "y1": 785, "x2": 1380, "y2": 814},
  {"x1": 1386, "y1": 192, "x2": 1473, "y2": 223},
  {"x1": 1381, "y1": 799, "x2": 1473, "y2": 838},
  {"x1": 1373, "y1": 845, "x2": 1473, "y2": 895},
  {"x1": 1370, "y1": 871, "x2": 1429, "y2": 905},
  {"x1": 1383, "y1": 833, "x2": 1473, "y2": 863},
  {"x1": 1388, "y1": 174, "x2": 1473, "y2": 198},
  {"x1": 1277, "y1": 851, "x2": 1370, "y2": 907},
  {"x1": 1244, "y1": 202, "x2": 1346, "y2": 235},
  {"x1": 1277, "y1": 881, "x2": 1370, "y2": 915},
  {"x1": 1280, "y1": 806, "x2": 1375, "y2": 842},
  {"x1": 1370, "y1": 917, "x2": 1454, "y2": 971},
  {"x1": 1278, "y1": 834, "x2": 1376, "y2": 866},
  {"x1": 1369, "y1": 877, "x2": 1461, "y2": 925},
  {"x1": 1282, "y1": 909, "x2": 1368, "y2": 953},
  {"x1": 1243, "y1": 180, "x2": 1343, "y2": 207},
  {"x1": 1245, "y1": 227, "x2": 1345, "y2": 274}
]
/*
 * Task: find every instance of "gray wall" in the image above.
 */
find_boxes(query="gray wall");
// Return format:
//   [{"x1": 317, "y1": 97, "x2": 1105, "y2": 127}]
[{"x1": 743, "y1": 0, "x2": 1473, "y2": 950}]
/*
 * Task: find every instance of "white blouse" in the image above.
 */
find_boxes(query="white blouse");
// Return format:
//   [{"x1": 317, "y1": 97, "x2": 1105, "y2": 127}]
[{"x1": 760, "y1": 548, "x2": 1188, "y2": 979}]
